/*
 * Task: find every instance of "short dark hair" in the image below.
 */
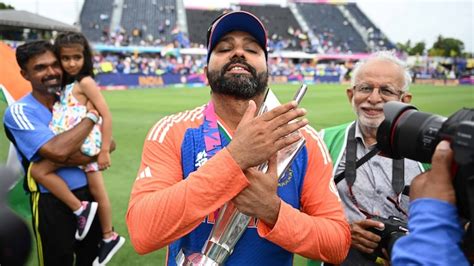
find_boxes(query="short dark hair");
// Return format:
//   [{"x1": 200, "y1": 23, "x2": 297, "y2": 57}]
[
  {"x1": 15, "y1": 40, "x2": 54, "y2": 70},
  {"x1": 54, "y1": 32, "x2": 94, "y2": 85}
]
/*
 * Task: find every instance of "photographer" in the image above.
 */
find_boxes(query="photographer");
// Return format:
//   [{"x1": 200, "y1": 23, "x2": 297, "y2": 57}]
[
  {"x1": 309, "y1": 51, "x2": 430, "y2": 266},
  {"x1": 391, "y1": 140, "x2": 470, "y2": 265}
]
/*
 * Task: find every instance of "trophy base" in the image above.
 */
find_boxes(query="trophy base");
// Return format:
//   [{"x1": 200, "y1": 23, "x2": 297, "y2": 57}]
[{"x1": 176, "y1": 251, "x2": 219, "y2": 266}]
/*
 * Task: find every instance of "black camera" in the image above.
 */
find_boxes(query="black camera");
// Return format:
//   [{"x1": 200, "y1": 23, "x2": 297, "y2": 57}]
[
  {"x1": 367, "y1": 216, "x2": 408, "y2": 260},
  {"x1": 376, "y1": 101, "x2": 474, "y2": 258}
]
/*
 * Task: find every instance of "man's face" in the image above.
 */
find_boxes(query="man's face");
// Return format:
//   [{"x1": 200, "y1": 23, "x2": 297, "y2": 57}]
[
  {"x1": 347, "y1": 59, "x2": 412, "y2": 129},
  {"x1": 206, "y1": 31, "x2": 268, "y2": 100},
  {"x1": 21, "y1": 50, "x2": 62, "y2": 95}
]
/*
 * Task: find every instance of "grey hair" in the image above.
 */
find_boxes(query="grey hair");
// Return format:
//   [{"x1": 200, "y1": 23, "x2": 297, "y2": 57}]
[{"x1": 351, "y1": 51, "x2": 412, "y2": 92}]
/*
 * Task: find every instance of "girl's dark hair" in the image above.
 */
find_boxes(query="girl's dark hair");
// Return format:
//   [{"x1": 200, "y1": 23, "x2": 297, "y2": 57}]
[{"x1": 54, "y1": 31, "x2": 94, "y2": 86}]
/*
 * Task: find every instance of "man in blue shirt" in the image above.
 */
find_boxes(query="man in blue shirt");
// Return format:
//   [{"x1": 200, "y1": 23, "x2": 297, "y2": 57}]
[
  {"x1": 391, "y1": 140, "x2": 470, "y2": 265},
  {"x1": 3, "y1": 40, "x2": 107, "y2": 266}
]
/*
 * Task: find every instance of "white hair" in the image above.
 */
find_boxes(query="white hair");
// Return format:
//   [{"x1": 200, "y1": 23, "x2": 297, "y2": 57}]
[{"x1": 351, "y1": 51, "x2": 412, "y2": 91}]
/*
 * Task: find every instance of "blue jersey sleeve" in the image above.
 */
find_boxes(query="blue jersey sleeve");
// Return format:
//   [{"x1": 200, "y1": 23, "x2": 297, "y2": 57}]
[
  {"x1": 4, "y1": 101, "x2": 54, "y2": 162},
  {"x1": 391, "y1": 198, "x2": 469, "y2": 266}
]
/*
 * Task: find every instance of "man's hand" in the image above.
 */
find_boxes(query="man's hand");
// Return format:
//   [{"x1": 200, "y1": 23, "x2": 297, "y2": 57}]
[
  {"x1": 350, "y1": 219, "x2": 384, "y2": 254},
  {"x1": 232, "y1": 155, "x2": 281, "y2": 227},
  {"x1": 227, "y1": 100, "x2": 308, "y2": 170},
  {"x1": 410, "y1": 140, "x2": 455, "y2": 205}
]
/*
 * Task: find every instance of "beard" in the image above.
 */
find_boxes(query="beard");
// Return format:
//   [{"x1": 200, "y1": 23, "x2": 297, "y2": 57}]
[
  {"x1": 46, "y1": 85, "x2": 62, "y2": 95},
  {"x1": 351, "y1": 97, "x2": 384, "y2": 129},
  {"x1": 207, "y1": 58, "x2": 268, "y2": 100},
  {"x1": 42, "y1": 75, "x2": 63, "y2": 95}
]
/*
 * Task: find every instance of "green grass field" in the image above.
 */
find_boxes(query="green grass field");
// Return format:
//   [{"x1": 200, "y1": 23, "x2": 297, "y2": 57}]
[{"x1": 19, "y1": 83, "x2": 474, "y2": 265}]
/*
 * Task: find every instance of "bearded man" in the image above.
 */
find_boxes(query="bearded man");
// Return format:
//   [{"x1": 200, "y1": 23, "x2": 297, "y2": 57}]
[{"x1": 126, "y1": 11, "x2": 350, "y2": 266}]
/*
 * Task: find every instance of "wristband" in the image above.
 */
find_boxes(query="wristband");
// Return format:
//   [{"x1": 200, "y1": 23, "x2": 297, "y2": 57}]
[{"x1": 85, "y1": 111, "x2": 99, "y2": 124}]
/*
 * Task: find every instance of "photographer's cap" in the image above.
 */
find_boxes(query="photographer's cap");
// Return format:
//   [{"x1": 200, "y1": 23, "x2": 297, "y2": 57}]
[{"x1": 206, "y1": 11, "x2": 268, "y2": 63}]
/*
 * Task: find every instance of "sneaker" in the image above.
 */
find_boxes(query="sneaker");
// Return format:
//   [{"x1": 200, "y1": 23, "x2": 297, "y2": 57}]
[
  {"x1": 93, "y1": 233, "x2": 126, "y2": 266},
  {"x1": 75, "y1": 201, "x2": 98, "y2": 240}
]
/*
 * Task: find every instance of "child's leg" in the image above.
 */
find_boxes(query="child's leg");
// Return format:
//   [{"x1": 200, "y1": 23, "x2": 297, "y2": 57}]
[
  {"x1": 31, "y1": 160, "x2": 82, "y2": 211},
  {"x1": 87, "y1": 171, "x2": 113, "y2": 238}
]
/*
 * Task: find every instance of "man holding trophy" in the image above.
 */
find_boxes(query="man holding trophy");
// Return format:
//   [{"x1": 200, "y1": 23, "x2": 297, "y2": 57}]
[{"x1": 127, "y1": 10, "x2": 350, "y2": 265}]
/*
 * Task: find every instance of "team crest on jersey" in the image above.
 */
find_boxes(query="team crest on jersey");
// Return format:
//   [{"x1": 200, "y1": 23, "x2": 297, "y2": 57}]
[
  {"x1": 195, "y1": 150, "x2": 208, "y2": 168},
  {"x1": 278, "y1": 168, "x2": 293, "y2": 187}
]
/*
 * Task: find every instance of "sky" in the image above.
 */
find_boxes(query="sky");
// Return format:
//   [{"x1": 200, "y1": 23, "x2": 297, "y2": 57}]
[{"x1": 2, "y1": 0, "x2": 473, "y2": 52}]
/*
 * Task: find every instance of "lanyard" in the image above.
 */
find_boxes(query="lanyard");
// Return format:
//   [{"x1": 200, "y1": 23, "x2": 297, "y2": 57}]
[{"x1": 344, "y1": 123, "x2": 407, "y2": 218}]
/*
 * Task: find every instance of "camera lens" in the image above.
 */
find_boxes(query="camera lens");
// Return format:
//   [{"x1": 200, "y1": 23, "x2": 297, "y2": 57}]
[{"x1": 377, "y1": 102, "x2": 446, "y2": 163}]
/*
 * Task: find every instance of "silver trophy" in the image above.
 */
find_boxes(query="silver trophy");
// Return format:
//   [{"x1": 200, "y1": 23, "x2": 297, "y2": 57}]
[{"x1": 176, "y1": 85, "x2": 308, "y2": 266}]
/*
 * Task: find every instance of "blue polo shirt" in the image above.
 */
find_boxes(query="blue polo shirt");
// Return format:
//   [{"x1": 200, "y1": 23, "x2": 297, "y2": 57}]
[{"x1": 3, "y1": 93, "x2": 88, "y2": 193}]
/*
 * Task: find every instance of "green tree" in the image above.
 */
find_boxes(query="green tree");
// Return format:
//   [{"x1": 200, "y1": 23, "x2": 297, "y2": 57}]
[
  {"x1": 396, "y1": 40, "x2": 411, "y2": 54},
  {"x1": 409, "y1": 41, "x2": 425, "y2": 56},
  {"x1": 429, "y1": 35, "x2": 464, "y2": 57},
  {"x1": 0, "y1": 2, "x2": 15, "y2": 9}
]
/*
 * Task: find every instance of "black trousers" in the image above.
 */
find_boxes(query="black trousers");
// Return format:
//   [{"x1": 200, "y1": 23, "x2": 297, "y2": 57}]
[{"x1": 31, "y1": 186, "x2": 101, "y2": 266}]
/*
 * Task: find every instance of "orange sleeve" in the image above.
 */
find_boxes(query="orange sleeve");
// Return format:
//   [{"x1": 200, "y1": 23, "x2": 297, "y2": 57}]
[
  {"x1": 257, "y1": 126, "x2": 351, "y2": 264},
  {"x1": 126, "y1": 119, "x2": 249, "y2": 254}
]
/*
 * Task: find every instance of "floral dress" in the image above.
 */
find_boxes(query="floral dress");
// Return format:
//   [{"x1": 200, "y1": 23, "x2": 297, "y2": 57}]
[{"x1": 50, "y1": 82, "x2": 102, "y2": 172}]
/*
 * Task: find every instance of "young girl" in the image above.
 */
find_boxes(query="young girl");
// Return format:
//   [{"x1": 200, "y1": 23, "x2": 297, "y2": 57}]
[{"x1": 30, "y1": 32, "x2": 125, "y2": 266}]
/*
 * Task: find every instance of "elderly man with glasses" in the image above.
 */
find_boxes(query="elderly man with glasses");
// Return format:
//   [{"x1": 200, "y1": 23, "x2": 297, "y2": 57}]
[{"x1": 309, "y1": 51, "x2": 430, "y2": 266}]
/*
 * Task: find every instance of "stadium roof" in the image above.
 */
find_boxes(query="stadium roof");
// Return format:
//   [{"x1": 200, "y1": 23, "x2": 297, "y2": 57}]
[{"x1": 0, "y1": 10, "x2": 77, "y2": 32}]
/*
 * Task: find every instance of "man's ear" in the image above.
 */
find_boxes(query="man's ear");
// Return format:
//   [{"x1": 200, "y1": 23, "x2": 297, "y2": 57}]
[
  {"x1": 20, "y1": 69, "x2": 29, "y2": 81},
  {"x1": 346, "y1": 87, "x2": 354, "y2": 104},
  {"x1": 203, "y1": 66, "x2": 209, "y2": 86},
  {"x1": 401, "y1": 92, "x2": 412, "y2": 103}
]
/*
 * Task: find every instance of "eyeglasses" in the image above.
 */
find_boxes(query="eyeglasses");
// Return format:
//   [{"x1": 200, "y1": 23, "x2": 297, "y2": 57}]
[{"x1": 353, "y1": 83, "x2": 404, "y2": 99}]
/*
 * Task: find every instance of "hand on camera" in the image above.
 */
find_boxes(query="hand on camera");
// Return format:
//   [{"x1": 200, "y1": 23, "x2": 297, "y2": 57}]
[
  {"x1": 350, "y1": 219, "x2": 384, "y2": 254},
  {"x1": 409, "y1": 140, "x2": 456, "y2": 205}
]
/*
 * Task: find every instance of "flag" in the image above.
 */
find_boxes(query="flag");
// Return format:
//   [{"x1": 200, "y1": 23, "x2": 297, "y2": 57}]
[{"x1": 0, "y1": 41, "x2": 32, "y2": 218}]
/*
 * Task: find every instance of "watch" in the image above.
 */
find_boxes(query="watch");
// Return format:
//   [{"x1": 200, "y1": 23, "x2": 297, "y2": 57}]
[{"x1": 85, "y1": 111, "x2": 99, "y2": 124}]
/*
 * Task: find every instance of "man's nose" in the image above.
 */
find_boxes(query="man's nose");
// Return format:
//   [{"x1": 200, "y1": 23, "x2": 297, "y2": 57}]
[
  {"x1": 367, "y1": 88, "x2": 383, "y2": 103},
  {"x1": 231, "y1": 46, "x2": 246, "y2": 58},
  {"x1": 46, "y1": 66, "x2": 57, "y2": 75}
]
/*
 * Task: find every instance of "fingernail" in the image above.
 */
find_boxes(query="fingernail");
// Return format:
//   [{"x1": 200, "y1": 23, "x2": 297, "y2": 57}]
[
  {"x1": 437, "y1": 140, "x2": 450, "y2": 151},
  {"x1": 301, "y1": 108, "x2": 307, "y2": 114}
]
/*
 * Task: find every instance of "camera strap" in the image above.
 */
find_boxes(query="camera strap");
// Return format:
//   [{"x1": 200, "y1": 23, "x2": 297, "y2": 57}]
[{"x1": 335, "y1": 123, "x2": 405, "y2": 196}]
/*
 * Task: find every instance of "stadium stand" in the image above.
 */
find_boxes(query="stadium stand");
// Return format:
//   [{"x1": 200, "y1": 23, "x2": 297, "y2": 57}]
[
  {"x1": 78, "y1": 0, "x2": 395, "y2": 54},
  {"x1": 120, "y1": 0, "x2": 177, "y2": 45},
  {"x1": 1, "y1": 1, "x2": 469, "y2": 88},
  {"x1": 79, "y1": 0, "x2": 114, "y2": 42},
  {"x1": 345, "y1": 3, "x2": 394, "y2": 50},
  {"x1": 295, "y1": 3, "x2": 366, "y2": 53},
  {"x1": 238, "y1": 4, "x2": 305, "y2": 51},
  {"x1": 185, "y1": 8, "x2": 224, "y2": 47}
]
